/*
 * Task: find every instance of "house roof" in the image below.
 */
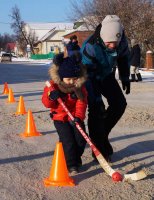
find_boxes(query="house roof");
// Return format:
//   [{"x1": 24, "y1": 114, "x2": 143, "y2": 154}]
[
  {"x1": 25, "y1": 21, "x2": 94, "y2": 43},
  {"x1": 63, "y1": 23, "x2": 94, "y2": 37},
  {"x1": 6, "y1": 43, "x2": 16, "y2": 50},
  {"x1": 74, "y1": 16, "x2": 99, "y2": 27},
  {"x1": 25, "y1": 22, "x2": 74, "y2": 41},
  {"x1": 27, "y1": 22, "x2": 74, "y2": 30},
  {"x1": 39, "y1": 28, "x2": 56, "y2": 41},
  {"x1": 36, "y1": 29, "x2": 72, "y2": 42}
]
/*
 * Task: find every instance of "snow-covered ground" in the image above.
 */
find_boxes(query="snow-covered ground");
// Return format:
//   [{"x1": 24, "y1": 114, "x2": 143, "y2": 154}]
[
  {"x1": 115, "y1": 68, "x2": 154, "y2": 82},
  {"x1": 139, "y1": 69, "x2": 154, "y2": 82},
  {"x1": 12, "y1": 57, "x2": 52, "y2": 65},
  {"x1": 0, "y1": 63, "x2": 154, "y2": 200}
]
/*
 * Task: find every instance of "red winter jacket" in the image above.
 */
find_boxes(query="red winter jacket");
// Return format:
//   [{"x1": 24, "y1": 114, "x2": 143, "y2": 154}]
[{"x1": 42, "y1": 81, "x2": 87, "y2": 122}]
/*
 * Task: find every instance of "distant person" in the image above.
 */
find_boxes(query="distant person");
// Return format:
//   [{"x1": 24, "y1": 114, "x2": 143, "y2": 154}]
[
  {"x1": 63, "y1": 38, "x2": 70, "y2": 57},
  {"x1": 130, "y1": 39, "x2": 142, "y2": 82},
  {"x1": 66, "y1": 35, "x2": 80, "y2": 56},
  {"x1": 42, "y1": 53, "x2": 87, "y2": 175}
]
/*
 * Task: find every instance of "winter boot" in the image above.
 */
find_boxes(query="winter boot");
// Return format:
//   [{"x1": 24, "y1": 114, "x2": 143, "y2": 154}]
[
  {"x1": 130, "y1": 74, "x2": 136, "y2": 82},
  {"x1": 136, "y1": 73, "x2": 142, "y2": 81}
]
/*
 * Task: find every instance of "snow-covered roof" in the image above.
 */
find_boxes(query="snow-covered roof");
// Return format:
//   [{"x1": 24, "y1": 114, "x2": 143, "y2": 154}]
[
  {"x1": 39, "y1": 29, "x2": 69, "y2": 42},
  {"x1": 63, "y1": 23, "x2": 94, "y2": 37},
  {"x1": 39, "y1": 28, "x2": 55, "y2": 41},
  {"x1": 27, "y1": 22, "x2": 74, "y2": 30},
  {"x1": 25, "y1": 22, "x2": 74, "y2": 41},
  {"x1": 74, "y1": 16, "x2": 99, "y2": 25}
]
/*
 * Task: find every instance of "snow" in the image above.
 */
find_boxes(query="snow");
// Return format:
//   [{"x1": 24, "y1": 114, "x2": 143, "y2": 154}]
[
  {"x1": 0, "y1": 63, "x2": 154, "y2": 200},
  {"x1": 138, "y1": 69, "x2": 154, "y2": 82},
  {"x1": 12, "y1": 57, "x2": 52, "y2": 65},
  {"x1": 115, "y1": 68, "x2": 154, "y2": 82}
]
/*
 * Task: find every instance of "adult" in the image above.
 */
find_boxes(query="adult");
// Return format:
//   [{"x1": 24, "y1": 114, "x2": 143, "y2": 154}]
[{"x1": 81, "y1": 15, "x2": 130, "y2": 161}]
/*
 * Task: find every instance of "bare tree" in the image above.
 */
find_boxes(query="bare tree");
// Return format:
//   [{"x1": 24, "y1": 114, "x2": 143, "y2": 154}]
[
  {"x1": 10, "y1": 5, "x2": 37, "y2": 54},
  {"x1": 69, "y1": 0, "x2": 154, "y2": 52}
]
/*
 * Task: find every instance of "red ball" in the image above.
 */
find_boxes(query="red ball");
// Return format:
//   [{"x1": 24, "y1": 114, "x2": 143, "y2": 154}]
[{"x1": 112, "y1": 172, "x2": 123, "y2": 182}]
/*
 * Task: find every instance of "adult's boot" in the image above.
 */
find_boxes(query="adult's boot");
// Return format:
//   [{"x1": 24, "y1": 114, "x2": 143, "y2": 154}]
[
  {"x1": 136, "y1": 73, "x2": 142, "y2": 81},
  {"x1": 130, "y1": 74, "x2": 136, "y2": 82}
]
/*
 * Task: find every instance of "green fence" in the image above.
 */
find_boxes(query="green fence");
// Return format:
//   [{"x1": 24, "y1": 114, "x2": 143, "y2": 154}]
[{"x1": 31, "y1": 52, "x2": 55, "y2": 60}]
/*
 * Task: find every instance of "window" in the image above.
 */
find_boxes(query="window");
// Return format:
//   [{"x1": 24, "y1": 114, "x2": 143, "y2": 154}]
[{"x1": 50, "y1": 46, "x2": 54, "y2": 51}]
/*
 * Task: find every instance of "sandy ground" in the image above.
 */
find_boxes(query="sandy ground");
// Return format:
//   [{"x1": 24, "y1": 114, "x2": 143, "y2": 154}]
[{"x1": 0, "y1": 63, "x2": 154, "y2": 200}]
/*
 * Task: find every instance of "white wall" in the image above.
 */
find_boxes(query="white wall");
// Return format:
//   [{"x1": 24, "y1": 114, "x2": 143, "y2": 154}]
[
  {"x1": 41, "y1": 31, "x2": 67, "y2": 54},
  {"x1": 41, "y1": 41, "x2": 64, "y2": 54}
]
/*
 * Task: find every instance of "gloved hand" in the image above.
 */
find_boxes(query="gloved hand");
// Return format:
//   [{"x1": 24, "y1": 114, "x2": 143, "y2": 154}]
[
  {"x1": 48, "y1": 90, "x2": 60, "y2": 101},
  {"x1": 121, "y1": 80, "x2": 130, "y2": 94},
  {"x1": 69, "y1": 117, "x2": 82, "y2": 127}
]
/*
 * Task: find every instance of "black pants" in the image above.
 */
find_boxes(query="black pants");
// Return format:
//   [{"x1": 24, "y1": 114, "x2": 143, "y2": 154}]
[
  {"x1": 54, "y1": 121, "x2": 86, "y2": 168},
  {"x1": 86, "y1": 73, "x2": 127, "y2": 158}
]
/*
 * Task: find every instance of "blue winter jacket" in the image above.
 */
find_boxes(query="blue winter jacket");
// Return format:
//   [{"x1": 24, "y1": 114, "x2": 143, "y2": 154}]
[
  {"x1": 81, "y1": 24, "x2": 130, "y2": 81},
  {"x1": 66, "y1": 41, "x2": 80, "y2": 57}
]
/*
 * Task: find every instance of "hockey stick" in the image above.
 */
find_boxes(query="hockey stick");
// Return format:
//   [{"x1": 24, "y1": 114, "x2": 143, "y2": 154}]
[{"x1": 45, "y1": 81, "x2": 147, "y2": 181}]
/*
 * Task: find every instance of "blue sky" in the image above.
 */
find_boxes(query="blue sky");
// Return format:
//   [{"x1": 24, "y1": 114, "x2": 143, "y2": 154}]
[{"x1": 0, "y1": 0, "x2": 81, "y2": 35}]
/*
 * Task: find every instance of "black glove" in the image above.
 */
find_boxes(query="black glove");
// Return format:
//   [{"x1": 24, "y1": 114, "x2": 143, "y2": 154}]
[
  {"x1": 69, "y1": 117, "x2": 82, "y2": 127},
  {"x1": 122, "y1": 80, "x2": 130, "y2": 94},
  {"x1": 49, "y1": 90, "x2": 60, "y2": 101}
]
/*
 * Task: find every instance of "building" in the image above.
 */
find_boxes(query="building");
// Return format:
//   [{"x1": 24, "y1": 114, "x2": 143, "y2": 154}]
[
  {"x1": 6, "y1": 43, "x2": 16, "y2": 53},
  {"x1": 24, "y1": 22, "x2": 74, "y2": 54},
  {"x1": 24, "y1": 19, "x2": 94, "y2": 55},
  {"x1": 63, "y1": 19, "x2": 94, "y2": 47}
]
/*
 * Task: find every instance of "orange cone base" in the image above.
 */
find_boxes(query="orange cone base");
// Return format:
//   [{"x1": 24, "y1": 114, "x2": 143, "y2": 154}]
[
  {"x1": 6, "y1": 100, "x2": 16, "y2": 103},
  {"x1": 15, "y1": 111, "x2": 27, "y2": 115},
  {"x1": 20, "y1": 131, "x2": 42, "y2": 137},
  {"x1": 43, "y1": 177, "x2": 75, "y2": 187},
  {"x1": 2, "y1": 83, "x2": 9, "y2": 95},
  {"x1": 2, "y1": 90, "x2": 9, "y2": 95}
]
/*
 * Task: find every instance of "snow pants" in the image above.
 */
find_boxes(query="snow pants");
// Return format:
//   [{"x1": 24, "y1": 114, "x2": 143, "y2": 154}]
[
  {"x1": 86, "y1": 73, "x2": 127, "y2": 159},
  {"x1": 54, "y1": 120, "x2": 86, "y2": 168}
]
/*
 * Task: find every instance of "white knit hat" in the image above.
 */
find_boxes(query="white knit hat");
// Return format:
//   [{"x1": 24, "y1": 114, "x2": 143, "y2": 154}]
[{"x1": 100, "y1": 15, "x2": 123, "y2": 43}]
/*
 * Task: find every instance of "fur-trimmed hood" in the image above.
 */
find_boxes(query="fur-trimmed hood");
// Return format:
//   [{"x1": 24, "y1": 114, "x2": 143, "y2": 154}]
[{"x1": 48, "y1": 63, "x2": 87, "y2": 100}]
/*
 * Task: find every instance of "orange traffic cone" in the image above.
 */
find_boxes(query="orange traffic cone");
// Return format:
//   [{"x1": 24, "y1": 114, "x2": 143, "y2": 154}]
[
  {"x1": 43, "y1": 142, "x2": 75, "y2": 187},
  {"x1": 6, "y1": 88, "x2": 16, "y2": 103},
  {"x1": 15, "y1": 96, "x2": 27, "y2": 115},
  {"x1": 20, "y1": 109, "x2": 42, "y2": 137},
  {"x1": 2, "y1": 82, "x2": 9, "y2": 95}
]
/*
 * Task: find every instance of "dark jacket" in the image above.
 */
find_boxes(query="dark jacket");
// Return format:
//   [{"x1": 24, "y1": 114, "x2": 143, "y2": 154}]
[
  {"x1": 66, "y1": 41, "x2": 80, "y2": 57},
  {"x1": 81, "y1": 24, "x2": 130, "y2": 81},
  {"x1": 130, "y1": 44, "x2": 141, "y2": 67}
]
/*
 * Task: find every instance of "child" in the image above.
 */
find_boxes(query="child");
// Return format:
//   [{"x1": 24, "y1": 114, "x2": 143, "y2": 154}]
[{"x1": 42, "y1": 53, "x2": 87, "y2": 174}]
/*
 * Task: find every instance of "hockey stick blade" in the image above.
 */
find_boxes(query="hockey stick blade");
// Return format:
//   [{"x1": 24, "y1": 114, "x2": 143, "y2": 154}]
[
  {"x1": 124, "y1": 170, "x2": 147, "y2": 181},
  {"x1": 96, "y1": 153, "x2": 147, "y2": 181}
]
